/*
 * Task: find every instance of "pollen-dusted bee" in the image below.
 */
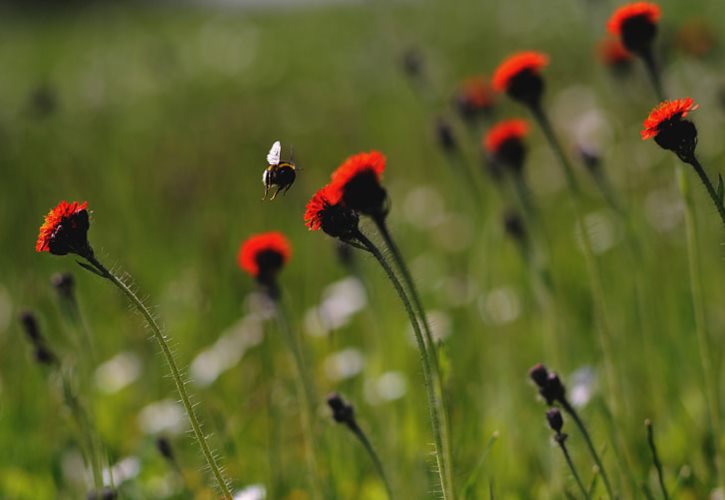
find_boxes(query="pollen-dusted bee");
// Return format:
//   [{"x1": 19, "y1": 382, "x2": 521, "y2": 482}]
[{"x1": 262, "y1": 140, "x2": 297, "y2": 200}]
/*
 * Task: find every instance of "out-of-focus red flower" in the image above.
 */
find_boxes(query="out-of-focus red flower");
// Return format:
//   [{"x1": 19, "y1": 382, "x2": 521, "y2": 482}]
[
  {"x1": 329, "y1": 151, "x2": 388, "y2": 218},
  {"x1": 598, "y1": 37, "x2": 633, "y2": 67},
  {"x1": 641, "y1": 98, "x2": 698, "y2": 140},
  {"x1": 456, "y1": 76, "x2": 495, "y2": 121},
  {"x1": 238, "y1": 232, "x2": 291, "y2": 282},
  {"x1": 607, "y1": 2, "x2": 661, "y2": 54},
  {"x1": 484, "y1": 119, "x2": 529, "y2": 153},
  {"x1": 607, "y1": 2, "x2": 661, "y2": 36},
  {"x1": 676, "y1": 18, "x2": 716, "y2": 59},
  {"x1": 492, "y1": 52, "x2": 549, "y2": 93},
  {"x1": 36, "y1": 201, "x2": 91, "y2": 256}
]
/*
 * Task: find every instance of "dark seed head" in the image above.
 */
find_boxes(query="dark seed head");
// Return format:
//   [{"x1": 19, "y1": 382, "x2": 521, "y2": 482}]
[
  {"x1": 529, "y1": 363, "x2": 549, "y2": 388},
  {"x1": 503, "y1": 210, "x2": 526, "y2": 243},
  {"x1": 546, "y1": 407, "x2": 564, "y2": 433},
  {"x1": 327, "y1": 392, "x2": 356, "y2": 427},
  {"x1": 156, "y1": 436, "x2": 174, "y2": 461},
  {"x1": 19, "y1": 311, "x2": 42, "y2": 344},
  {"x1": 435, "y1": 118, "x2": 457, "y2": 153}
]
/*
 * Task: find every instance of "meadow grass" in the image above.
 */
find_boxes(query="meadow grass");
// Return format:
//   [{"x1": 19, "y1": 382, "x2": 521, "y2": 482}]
[{"x1": 2, "y1": 0, "x2": 725, "y2": 498}]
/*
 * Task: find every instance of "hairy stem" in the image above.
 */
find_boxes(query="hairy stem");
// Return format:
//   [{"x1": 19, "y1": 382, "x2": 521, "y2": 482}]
[
  {"x1": 352, "y1": 230, "x2": 450, "y2": 500},
  {"x1": 677, "y1": 166, "x2": 724, "y2": 492},
  {"x1": 686, "y1": 156, "x2": 725, "y2": 230},
  {"x1": 85, "y1": 255, "x2": 232, "y2": 499},
  {"x1": 372, "y1": 217, "x2": 455, "y2": 498}
]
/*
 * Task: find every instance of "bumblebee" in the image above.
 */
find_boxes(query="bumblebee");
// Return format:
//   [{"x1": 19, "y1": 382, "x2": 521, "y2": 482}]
[{"x1": 262, "y1": 140, "x2": 297, "y2": 200}]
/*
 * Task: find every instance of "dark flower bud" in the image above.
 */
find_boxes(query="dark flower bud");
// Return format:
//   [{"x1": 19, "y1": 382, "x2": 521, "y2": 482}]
[
  {"x1": 435, "y1": 118, "x2": 457, "y2": 153},
  {"x1": 87, "y1": 487, "x2": 117, "y2": 500},
  {"x1": 156, "y1": 436, "x2": 174, "y2": 461},
  {"x1": 19, "y1": 311, "x2": 42, "y2": 344},
  {"x1": 529, "y1": 363, "x2": 549, "y2": 388},
  {"x1": 327, "y1": 392, "x2": 356, "y2": 428},
  {"x1": 506, "y1": 70, "x2": 545, "y2": 109},
  {"x1": 546, "y1": 408, "x2": 564, "y2": 433},
  {"x1": 401, "y1": 48, "x2": 424, "y2": 80},
  {"x1": 51, "y1": 272, "x2": 75, "y2": 301},
  {"x1": 543, "y1": 372, "x2": 567, "y2": 405},
  {"x1": 34, "y1": 345, "x2": 57, "y2": 366},
  {"x1": 576, "y1": 145, "x2": 601, "y2": 172},
  {"x1": 503, "y1": 210, "x2": 526, "y2": 243}
]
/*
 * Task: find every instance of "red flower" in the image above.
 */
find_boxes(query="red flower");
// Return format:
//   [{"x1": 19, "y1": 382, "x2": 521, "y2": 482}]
[
  {"x1": 329, "y1": 151, "x2": 388, "y2": 218},
  {"x1": 597, "y1": 37, "x2": 633, "y2": 66},
  {"x1": 492, "y1": 52, "x2": 549, "y2": 93},
  {"x1": 484, "y1": 119, "x2": 529, "y2": 154},
  {"x1": 641, "y1": 98, "x2": 698, "y2": 140},
  {"x1": 304, "y1": 184, "x2": 359, "y2": 238},
  {"x1": 607, "y1": 2, "x2": 661, "y2": 36},
  {"x1": 456, "y1": 76, "x2": 495, "y2": 121},
  {"x1": 36, "y1": 200, "x2": 91, "y2": 256},
  {"x1": 238, "y1": 232, "x2": 291, "y2": 281}
]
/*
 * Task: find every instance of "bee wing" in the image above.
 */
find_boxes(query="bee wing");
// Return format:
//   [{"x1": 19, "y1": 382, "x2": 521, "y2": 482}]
[{"x1": 267, "y1": 141, "x2": 281, "y2": 166}]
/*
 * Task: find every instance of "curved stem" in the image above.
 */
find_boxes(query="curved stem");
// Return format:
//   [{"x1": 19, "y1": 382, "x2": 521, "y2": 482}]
[
  {"x1": 686, "y1": 156, "x2": 725, "y2": 230},
  {"x1": 561, "y1": 401, "x2": 614, "y2": 499},
  {"x1": 85, "y1": 255, "x2": 232, "y2": 499},
  {"x1": 556, "y1": 437, "x2": 590, "y2": 500},
  {"x1": 371, "y1": 217, "x2": 455, "y2": 498},
  {"x1": 639, "y1": 48, "x2": 665, "y2": 102},
  {"x1": 274, "y1": 296, "x2": 325, "y2": 500},
  {"x1": 677, "y1": 166, "x2": 724, "y2": 491},
  {"x1": 645, "y1": 420, "x2": 669, "y2": 500},
  {"x1": 352, "y1": 230, "x2": 450, "y2": 500},
  {"x1": 350, "y1": 424, "x2": 395, "y2": 500}
]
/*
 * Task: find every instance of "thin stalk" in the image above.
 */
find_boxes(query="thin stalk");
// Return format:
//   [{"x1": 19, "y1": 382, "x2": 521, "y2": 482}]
[
  {"x1": 349, "y1": 423, "x2": 395, "y2": 499},
  {"x1": 555, "y1": 436, "x2": 590, "y2": 500},
  {"x1": 60, "y1": 373, "x2": 104, "y2": 494},
  {"x1": 371, "y1": 217, "x2": 455, "y2": 498},
  {"x1": 645, "y1": 420, "x2": 669, "y2": 500},
  {"x1": 352, "y1": 229, "x2": 450, "y2": 500},
  {"x1": 639, "y1": 48, "x2": 665, "y2": 102},
  {"x1": 677, "y1": 166, "x2": 724, "y2": 491},
  {"x1": 274, "y1": 296, "x2": 325, "y2": 500},
  {"x1": 686, "y1": 156, "x2": 725, "y2": 230},
  {"x1": 84, "y1": 255, "x2": 232, "y2": 499},
  {"x1": 561, "y1": 400, "x2": 614, "y2": 500},
  {"x1": 531, "y1": 105, "x2": 622, "y2": 412}
]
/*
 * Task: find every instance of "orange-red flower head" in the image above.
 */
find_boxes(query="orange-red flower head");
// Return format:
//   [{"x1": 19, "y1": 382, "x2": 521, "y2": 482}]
[
  {"x1": 238, "y1": 232, "x2": 291, "y2": 285},
  {"x1": 492, "y1": 52, "x2": 549, "y2": 107},
  {"x1": 329, "y1": 151, "x2": 388, "y2": 218},
  {"x1": 304, "y1": 184, "x2": 360, "y2": 238},
  {"x1": 36, "y1": 201, "x2": 91, "y2": 256},
  {"x1": 456, "y1": 76, "x2": 495, "y2": 122},
  {"x1": 607, "y1": 2, "x2": 661, "y2": 53},
  {"x1": 484, "y1": 119, "x2": 529, "y2": 173},
  {"x1": 642, "y1": 98, "x2": 699, "y2": 161},
  {"x1": 598, "y1": 37, "x2": 633, "y2": 70}
]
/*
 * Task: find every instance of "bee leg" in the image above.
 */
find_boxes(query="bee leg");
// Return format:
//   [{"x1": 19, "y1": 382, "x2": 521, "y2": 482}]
[
  {"x1": 262, "y1": 184, "x2": 269, "y2": 200},
  {"x1": 283, "y1": 184, "x2": 293, "y2": 196},
  {"x1": 270, "y1": 186, "x2": 281, "y2": 201}
]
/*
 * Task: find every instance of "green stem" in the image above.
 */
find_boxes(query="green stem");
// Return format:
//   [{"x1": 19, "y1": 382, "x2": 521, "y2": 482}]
[
  {"x1": 645, "y1": 420, "x2": 669, "y2": 500},
  {"x1": 85, "y1": 255, "x2": 232, "y2": 499},
  {"x1": 639, "y1": 48, "x2": 665, "y2": 102},
  {"x1": 352, "y1": 230, "x2": 449, "y2": 500},
  {"x1": 556, "y1": 436, "x2": 590, "y2": 500},
  {"x1": 686, "y1": 156, "x2": 725, "y2": 230},
  {"x1": 531, "y1": 105, "x2": 622, "y2": 413},
  {"x1": 350, "y1": 423, "x2": 395, "y2": 500},
  {"x1": 561, "y1": 401, "x2": 614, "y2": 499},
  {"x1": 371, "y1": 218, "x2": 455, "y2": 499},
  {"x1": 274, "y1": 295, "x2": 325, "y2": 500},
  {"x1": 677, "y1": 166, "x2": 724, "y2": 491}
]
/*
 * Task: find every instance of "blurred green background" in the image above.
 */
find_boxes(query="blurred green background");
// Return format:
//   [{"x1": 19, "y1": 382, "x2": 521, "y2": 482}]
[{"x1": 1, "y1": 0, "x2": 725, "y2": 498}]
